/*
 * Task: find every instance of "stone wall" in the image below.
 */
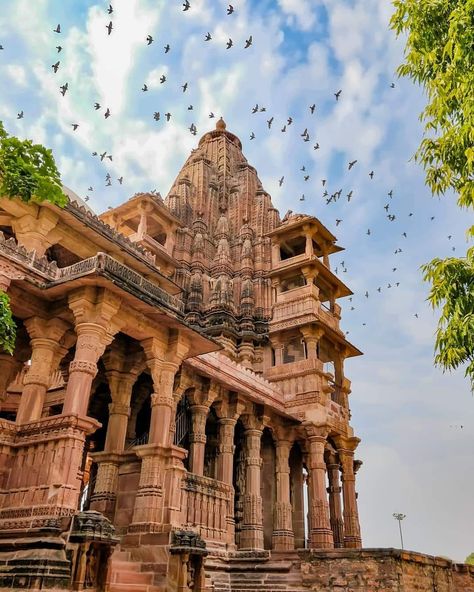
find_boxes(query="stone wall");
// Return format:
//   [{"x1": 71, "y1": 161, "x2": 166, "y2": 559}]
[{"x1": 299, "y1": 548, "x2": 474, "y2": 592}]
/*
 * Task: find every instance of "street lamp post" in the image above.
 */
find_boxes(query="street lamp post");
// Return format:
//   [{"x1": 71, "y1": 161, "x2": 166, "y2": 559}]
[{"x1": 392, "y1": 513, "x2": 406, "y2": 549}]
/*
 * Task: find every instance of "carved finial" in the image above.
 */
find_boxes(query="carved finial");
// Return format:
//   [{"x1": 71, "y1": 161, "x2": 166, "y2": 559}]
[{"x1": 216, "y1": 117, "x2": 226, "y2": 131}]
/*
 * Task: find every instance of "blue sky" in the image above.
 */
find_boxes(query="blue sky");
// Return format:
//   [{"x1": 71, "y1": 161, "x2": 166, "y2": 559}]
[{"x1": 1, "y1": 0, "x2": 473, "y2": 561}]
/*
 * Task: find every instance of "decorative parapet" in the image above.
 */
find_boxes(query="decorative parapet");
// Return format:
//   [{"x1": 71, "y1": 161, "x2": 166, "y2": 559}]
[
  {"x1": 170, "y1": 529, "x2": 208, "y2": 556},
  {"x1": 68, "y1": 510, "x2": 120, "y2": 544},
  {"x1": 0, "y1": 231, "x2": 185, "y2": 314},
  {"x1": 66, "y1": 200, "x2": 156, "y2": 264}
]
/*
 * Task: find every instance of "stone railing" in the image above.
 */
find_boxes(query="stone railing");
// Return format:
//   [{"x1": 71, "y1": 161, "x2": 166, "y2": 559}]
[
  {"x1": 183, "y1": 473, "x2": 233, "y2": 543},
  {"x1": 0, "y1": 232, "x2": 59, "y2": 277}
]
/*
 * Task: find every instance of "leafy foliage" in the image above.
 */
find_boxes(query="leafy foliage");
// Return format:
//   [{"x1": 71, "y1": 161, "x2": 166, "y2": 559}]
[
  {"x1": 0, "y1": 292, "x2": 16, "y2": 355},
  {"x1": 0, "y1": 120, "x2": 67, "y2": 206},
  {"x1": 466, "y1": 553, "x2": 474, "y2": 565},
  {"x1": 422, "y1": 248, "x2": 474, "y2": 387},
  {"x1": 392, "y1": 1, "x2": 474, "y2": 388},
  {"x1": 391, "y1": 0, "x2": 474, "y2": 223}
]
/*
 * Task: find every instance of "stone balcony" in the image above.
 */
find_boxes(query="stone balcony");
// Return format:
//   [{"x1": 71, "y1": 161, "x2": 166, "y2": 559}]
[{"x1": 270, "y1": 284, "x2": 341, "y2": 333}]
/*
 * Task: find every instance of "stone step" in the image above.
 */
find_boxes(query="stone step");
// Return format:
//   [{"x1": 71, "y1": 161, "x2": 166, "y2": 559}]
[{"x1": 108, "y1": 584, "x2": 163, "y2": 592}]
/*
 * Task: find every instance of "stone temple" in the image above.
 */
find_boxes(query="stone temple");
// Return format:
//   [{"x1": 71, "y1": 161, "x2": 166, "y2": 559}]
[{"x1": 0, "y1": 119, "x2": 471, "y2": 591}]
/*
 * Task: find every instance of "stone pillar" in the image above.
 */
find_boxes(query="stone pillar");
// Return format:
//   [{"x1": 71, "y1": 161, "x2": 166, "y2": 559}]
[
  {"x1": 327, "y1": 459, "x2": 344, "y2": 548},
  {"x1": 130, "y1": 334, "x2": 189, "y2": 535},
  {"x1": 216, "y1": 418, "x2": 236, "y2": 484},
  {"x1": 16, "y1": 317, "x2": 69, "y2": 424},
  {"x1": 300, "y1": 327, "x2": 323, "y2": 361},
  {"x1": 305, "y1": 425, "x2": 334, "y2": 549},
  {"x1": 337, "y1": 437, "x2": 362, "y2": 548},
  {"x1": 62, "y1": 322, "x2": 113, "y2": 416},
  {"x1": 272, "y1": 439, "x2": 294, "y2": 551},
  {"x1": 239, "y1": 425, "x2": 264, "y2": 550},
  {"x1": 189, "y1": 404, "x2": 209, "y2": 476}
]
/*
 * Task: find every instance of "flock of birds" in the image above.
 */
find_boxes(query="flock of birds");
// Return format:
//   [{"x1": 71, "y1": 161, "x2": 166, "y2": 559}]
[{"x1": 1, "y1": 2, "x2": 460, "y2": 335}]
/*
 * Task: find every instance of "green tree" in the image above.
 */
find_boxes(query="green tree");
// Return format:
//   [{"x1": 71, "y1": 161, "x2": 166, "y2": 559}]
[
  {"x1": 0, "y1": 121, "x2": 67, "y2": 207},
  {"x1": 391, "y1": 0, "x2": 474, "y2": 387},
  {"x1": 466, "y1": 553, "x2": 474, "y2": 565},
  {"x1": 0, "y1": 120, "x2": 67, "y2": 353}
]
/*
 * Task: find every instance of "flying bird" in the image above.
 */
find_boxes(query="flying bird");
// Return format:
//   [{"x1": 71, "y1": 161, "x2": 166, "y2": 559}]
[
  {"x1": 53, "y1": 24, "x2": 61, "y2": 33},
  {"x1": 309, "y1": 104, "x2": 316, "y2": 114},
  {"x1": 51, "y1": 61, "x2": 60, "y2": 73},
  {"x1": 281, "y1": 125, "x2": 286, "y2": 132},
  {"x1": 313, "y1": 143, "x2": 319, "y2": 150},
  {"x1": 336, "y1": 219, "x2": 342, "y2": 226},
  {"x1": 160, "y1": 74, "x2": 166, "y2": 83},
  {"x1": 390, "y1": 82, "x2": 395, "y2": 88},
  {"x1": 348, "y1": 160, "x2": 357, "y2": 170},
  {"x1": 227, "y1": 4, "x2": 234, "y2": 14},
  {"x1": 209, "y1": 112, "x2": 215, "y2": 118},
  {"x1": 183, "y1": 0, "x2": 191, "y2": 11},
  {"x1": 182, "y1": 82, "x2": 188, "y2": 92},
  {"x1": 106, "y1": 21, "x2": 113, "y2": 35},
  {"x1": 250, "y1": 132, "x2": 255, "y2": 140},
  {"x1": 334, "y1": 89, "x2": 342, "y2": 100},
  {"x1": 142, "y1": 83, "x2": 148, "y2": 91},
  {"x1": 107, "y1": 4, "x2": 113, "y2": 14},
  {"x1": 187, "y1": 105, "x2": 193, "y2": 110},
  {"x1": 100, "y1": 151, "x2": 107, "y2": 161},
  {"x1": 146, "y1": 35, "x2": 153, "y2": 45},
  {"x1": 369, "y1": 170, "x2": 374, "y2": 179},
  {"x1": 56, "y1": 46, "x2": 62, "y2": 52},
  {"x1": 304, "y1": 175, "x2": 310, "y2": 181},
  {"x1": 104, "y1": 107, "x2": 111, "y2": 118},
  {"x1": 244, "y1": 36, "x2": 252, "y2": 48},
  {"x1": 300, "y1": 194, "x2": 305, "y2": 201},
  {"x1": 252, "y1": 104, "x2": 259, "y2": 114},
  {"x1": 164, "y1": 44, "x2": 170, "y2": 53},
  {"x1": 71, "y1": 123, "x2": 79, "y2": 130},
  {"x1": 153, "y1": 112, "x2": 160, "y2": 121},
  {"x1": 165, "y1": 112, "x2": 171, "y2": 121},
  {"x1": 118, "y1": 176, "x2": 123, "y2": 184},
  {"x1": 287, "y1": 117, "x2": 293, "y2": 125},
  {"x1": 279, "y1": 176, "x2": 284, "y2": 186},
  {"x1": 205, "y1": 32, "x2": 212, "y2": 41},
  {"x1": 94, "y1": 102, "x2": 101, "y2": 110},
  {"x1": 226, "y1": 38, "x2": 233, "y2": 49},
  {"x1": 267, "y1": 117, "x2": 273, "y2": 129},
  {"x1": 59, "y1": 83, "x2": 68, "y2": 96},
  {"x1": 17, "y1": 111, "x2": 24, "y2": 119}
]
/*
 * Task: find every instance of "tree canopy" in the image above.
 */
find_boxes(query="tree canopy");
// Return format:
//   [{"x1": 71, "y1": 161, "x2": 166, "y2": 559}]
[
  {"x1": 391, "y1": 0, "x2": 474, "y2": 388},
  {"x1": 0, "y1": 121, "x2": 67, "y2": 207},
  {"x1": 391, "y1": 0, "x2": 474, "y2": 220}
]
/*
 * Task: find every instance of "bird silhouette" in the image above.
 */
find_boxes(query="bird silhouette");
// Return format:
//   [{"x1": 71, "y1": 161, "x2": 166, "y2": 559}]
[
  {"x1": 209, "y1": 112, "x2": 215, "y2": 118},
  {"x1": 104, "y1": 108, "x2": 111, "y2": 118},
  {"x1": 94, "y1": 103, "x2": 101, "y2": 110},
  {"x1": 336, "y1": 219, "x2": 342, "y2": 226},
  {"x1": 17, "y1": 111, "x2": 24, "y2": 119},
  {"x1": 244, "y1": 36, "x2": 252, "y2": 48},
  {"x1": 390, "y1": 82, "x2": 395, "y2": 88},
  {"x1": 369, "y1": 170, "x2": 374, "y2": 179},
  {"x1": 100, "y1": 151, "x2": 107, "y2": 161},
  {"x1": 146, "y1": 35, "x2": 153, "y2": 45},
  {"x1": 309, "y1": 104, "x2": 316, "y2": 114},
  {"x1": 227, "y1": 4, "x2": 234, "y2": 14},
  {"x1": 53, "y1": 24, "x2": 61, "y2": 33},
  {"x1": 205, "y1": 32, "x2": 212, "y2": 41},
  {"x1": 165, "y1": 112, "x2": 171, "y2": 121},
  {"x1": 51, "y1": 61, "x2": 60, "y2": 73},
  {"x1": 56, "y1": 46, "x2": 62, "y2": 52},
  {"x1": 106, "y1": 21, "x2": 113, "y2": 35},
  {"x1": 322, "y1": 179, "x2": 326, "y2": 186},
  {"x1": 388, "y1": 189, "x2": 393, "y2": 198},
  {"x1": 153, "y1": 112, "x2": 160, "y2": 121},
  {"x1": 267, "y1": 117, "x2": 273, "y2": 129},
  {"x1": 281, "y1": 125, "x2": 286, "y2": 132},
  {"x1": 300, "y1": 194, "x2": 305, "y2": 201},
  {"x1": 182, "y1": 82, "x2": 188, "y2": 92},
  {"x1": 88, "y1": 186, "x2": 93, "y2": 191},
  {"x1": 313, "y1": 143, "x2": 319, "y2": 150},
  {"x1": 183, "y1": 0, "x2": 191, "y2": 11},
  {"x1": 160, "y1": 74, "x2": 166, "y2": 83},
  {"x1": 304, "y1": 175, "x2": 310, "y2": 181},
  {"x1": 142, "y1": 83, "x2": 148, "y2": 92},
  {"x1": 366, "y1": 229, "x2": 371, "y2": 235},
  {"x1": 348, "y1": 160, "x2": 357, "y2": 170},
  {"x1": 71, "y1": 123, "x2": 79, "y2": 130},
  {"x1": 347, "y1": 190, "x2": 353, "y2": 201},
  {"x1": 164, "y1": 44, "x2": 170, "y2": 53},
  {"x1": 287, "y1": 117, "x2": 293, "y2": 125},
  {"x1": 226, "y1": 38, "x2": 233, "y2": 49},
  {"x1": 250, "y1": 132, "x2": 255, "y2": 140},
  {"x1": 188, "y1": 105, "x2": 193, "y2": 110},
  {"x1": 334, "y1": 89, "x2": 342, "y2": 100},
  {"x1": 59, "y1": 83, "x2": 68, "y2": 96},
  {"x1": 279, "y1": 176, "x2": 284, "y2": 186},
  {"x1": 252, "y1": 104, "x2": 259, "y2": 114},
  {"x1": 118, "y1": 177, "x2": 123, "y2": 184}
]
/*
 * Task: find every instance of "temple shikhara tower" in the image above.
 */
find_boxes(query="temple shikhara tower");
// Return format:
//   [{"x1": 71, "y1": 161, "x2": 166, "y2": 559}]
[{"x1": 0, "y1": 120, "x2": 471, "y2": 592}]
